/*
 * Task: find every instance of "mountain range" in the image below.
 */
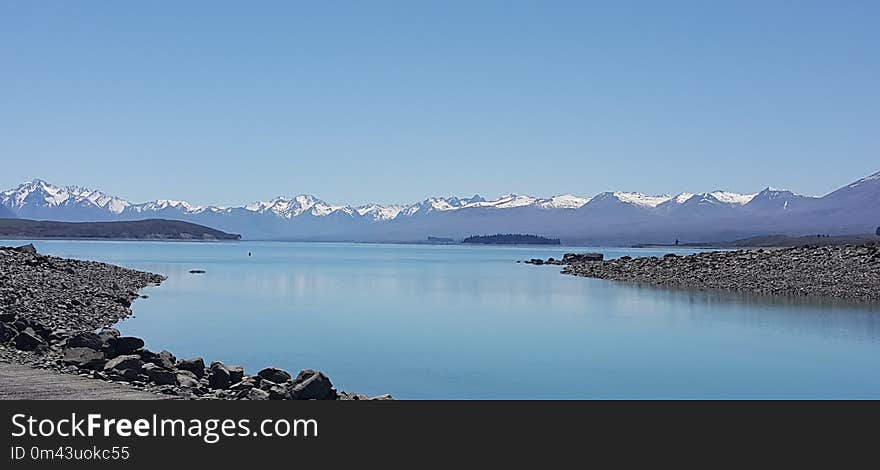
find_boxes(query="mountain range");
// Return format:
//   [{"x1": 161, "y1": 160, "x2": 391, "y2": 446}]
[{"x1": 1, "y1": 171, "x2": 878, "y2": 244}]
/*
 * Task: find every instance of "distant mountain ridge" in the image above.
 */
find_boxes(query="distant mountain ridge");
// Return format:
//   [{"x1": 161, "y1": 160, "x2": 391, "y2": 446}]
[{"x1": 1, "y1": 171, "x2": 878, "y2": 244}]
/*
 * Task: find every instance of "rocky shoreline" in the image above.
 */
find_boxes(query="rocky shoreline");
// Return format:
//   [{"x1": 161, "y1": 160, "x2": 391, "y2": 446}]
[
  {"x1": 538, "y1": 244, "x2": 880, "y2": 303},
  {"x1": 0, "y1": 244, "x2": 389, "y2": 400}
]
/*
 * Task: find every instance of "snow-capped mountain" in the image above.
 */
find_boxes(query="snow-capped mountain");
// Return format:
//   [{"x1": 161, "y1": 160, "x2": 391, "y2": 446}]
[
  {"x1": 243, "y1": 195, "x2": 346, "y2": 219},
  {"x1": 822, "y1": 170, "x2": 880, "y2": 205},
  {"x1": 536, "y1": 194, "x2": 591, "y2": 209},
  {"x1": 356, "y1": 203, "x2": 405, "y2": 221},
  {"x1": 0, "y1": 179, "x2": 130, "y2": 221},
  {"x1": 1, "y1": 171, "x2": 877, "y2": 243},
  {"x1": 653, "y1": 190, "x2": 757, "y2": 216},
  {"x1": 743, "y1": 188, "x2": 817, "y2": 212}
]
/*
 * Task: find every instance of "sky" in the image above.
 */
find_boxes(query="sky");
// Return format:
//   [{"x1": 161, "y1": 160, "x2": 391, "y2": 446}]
[{"x1": 1, "y1": 1, "x2": 878, "y2": 206}]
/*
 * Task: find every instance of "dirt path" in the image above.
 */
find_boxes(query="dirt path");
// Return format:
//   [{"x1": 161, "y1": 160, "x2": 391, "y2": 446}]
[{"x1": 0, "y1": 361, "x2": 167, "y2": 400}]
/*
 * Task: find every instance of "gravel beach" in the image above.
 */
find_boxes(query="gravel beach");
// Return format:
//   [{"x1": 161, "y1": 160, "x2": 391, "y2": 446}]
[{"x1": 558, "y1": 244, "x2": 880, "y2": 303}]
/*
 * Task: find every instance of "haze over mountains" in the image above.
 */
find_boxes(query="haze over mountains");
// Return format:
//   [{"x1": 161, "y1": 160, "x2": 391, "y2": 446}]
[{"x1": 1, "y1": 171, "x2": 878, "y2": 244}]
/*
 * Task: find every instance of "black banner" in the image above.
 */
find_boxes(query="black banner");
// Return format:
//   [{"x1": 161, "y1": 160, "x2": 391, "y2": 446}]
[{"x1": 2, "y1": 401, "x2": 876, "y2": 468}]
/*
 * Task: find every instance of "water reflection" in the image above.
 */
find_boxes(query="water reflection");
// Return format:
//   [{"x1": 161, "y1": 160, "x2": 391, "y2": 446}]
[{"x1": 8, "y1": 239, "x2": 880, "y2": 399}]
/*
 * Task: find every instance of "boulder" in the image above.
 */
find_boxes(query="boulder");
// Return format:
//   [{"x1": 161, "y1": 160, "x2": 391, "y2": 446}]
[
  {"x1": 62, "y1": 347, "x2": 107, "y2": 370},
  {"x1": 230, "y1": 376, "x2": 258, "y2": 391},
  {"x1": 290, "y1": 369, "x2": 337, "y2": 400},
  {"x1": 177, "y1": 357, "x2": 206, "y2": 378},
  {"x1": 0, "y1": 323, "x2": 16, "y2": 343},
  {"x1": 562, "y1": 253, "x2": 604, "y2": 263},
  {"x1": 208, "y1": 361, "x2": 232, "y2": 389},
  {"x1": 339, "y1": 392, "x2": 370, "y2": 401},
  {"x1": 97, "y1": 329, "x2": 119, "y2": 356},
  {"x1": 13, "y1": 329, "x2": 45, "y2": 351},
  {"x1": 247, "y1": 388, "x2": 270, "y2": 400},
  {"x1": 257, "y1": 367, "x2": 292, "y2": 383},
  {"x1": 99, "y1": 327, "x2": 121, "y2": 339},
  {"x1": 103, "y1": 355, "x2": 145, "y2": 373},
  {"x1": 67, "y1": 332, "x2": 103, "y2": 350},
  {"x1": 0, "y1": 312, "x2": 16, "y2": 323},
  {"x1": 114, "y1": 336, "x2": 144, "y2": 355},
  {"x1": 258, "y1": 379, "x2": 277, "y2": 391},
  {"x1": 113, "y1": 368, "x2": 145, "y2": 382},
  {"x1": 141, "y1": 349, "x2": 176, "y2": 369},
  {"x1": 267, "y1": 385, "x2": 290, "y2": 400},
  {"x1": 142, "y1": 363, "x2": 178, "y2": 386},
  {"x1": 226, "y1": 365, "x2": 244, "y2": 384},
  {"x1": 176, "y1": 372, "x2": 201, "y2": 389},
  {"x1": 14, "y1": 243, "x2": 37, "y2": 254}
]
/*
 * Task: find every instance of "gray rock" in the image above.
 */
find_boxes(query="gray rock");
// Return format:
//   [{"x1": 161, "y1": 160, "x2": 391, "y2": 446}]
[
  {"x1": 208, "y1": 361, "x2": 232, "y2": 389},
  {"x1": 114, "y1": 336, "x2": 144, "y2": 355},
  {"x1": 142, "y1": 363, "x2": 178, "y2": 386},
  {"x1": 562, "y1": 252, "x2": 604, "y2": 263},
  {"x1": 290, "y1": 369, "x2": 337, "y2": 400},
  {"x1": 0, "y1": 323, "x2": 17, "y2": 342},
  {"x1": 97, "y1": 329, "x2": 119, "y2": 356},
  {"x1": 339, "y1": 392, "x2": 370, "y2": 401},
  {"x1": 141, "y1": 349, "x2": 176, "y2": 369},
  {"x1": 247, "y1": 388, "x2": 270, "y2": 400},
  {"x1": 62, "y1": 347, "x2": 106, "y2": 369},
  {"x1": 99, "y1": 327, "x2": 121, "y2": 338},
  {"x1": 103, "y1": 354, "x2": 144, "y2": 373},
  {"x1": 226, "y1": 365, "x2": 244, "y2": 384},
  {"x1": 113, "y1": 368, "x2": 144, "y2": 382},
  {"x1": 257, "y1": 367, "x2": 291, "y2": 383},
  {"x1": 176, "y1": 372, "x2": 200, "y2": 389},
  {"x1": 258, "y1": 378, "x2": 277, "y2": 391},
  {"x1": 14, "y1": 243, "x2": 37, "y2": 254},
  {"x1": 13, "y1": 329, "x2": 45, "y2": 351},
  {"x1": 67, "y1": 332, "x2": 103, "y2": 350},
  {"x1": 230, "y1": 376, "x2": 258, "y2": 391},
  {"x1": 177, "y1": 357, "x2": 206, "y2": 378},
  {"x1": 267, "y1": 385, "x2": 290, "y2": 400}
]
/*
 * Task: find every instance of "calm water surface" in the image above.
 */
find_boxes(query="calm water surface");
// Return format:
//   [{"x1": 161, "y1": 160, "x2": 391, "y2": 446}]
[{"x1": 8, "y1": 240, "x2": 880, "y2": 399}]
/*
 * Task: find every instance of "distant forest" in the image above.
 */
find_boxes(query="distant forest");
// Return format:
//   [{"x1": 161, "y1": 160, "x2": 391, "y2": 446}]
[{"x1": 462, "y1": 233, "x2": 561, "y2": 245}]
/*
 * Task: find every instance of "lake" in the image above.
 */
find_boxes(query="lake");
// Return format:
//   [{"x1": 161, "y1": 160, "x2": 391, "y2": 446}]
[{"x1": 7, "y1": 240, "x2": 880, "y2": 399}]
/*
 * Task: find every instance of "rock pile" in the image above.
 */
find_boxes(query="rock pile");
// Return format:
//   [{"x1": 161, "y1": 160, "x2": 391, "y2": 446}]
[
  {"x1": 524, "y1": 252, "x2": 604, "y2": 265},
  {"x1": 0, "y1": 245, "x2": 391, "y2": 400},
  {"x1": 561, "y1": 244, "x2": 880, "y2": 302}
]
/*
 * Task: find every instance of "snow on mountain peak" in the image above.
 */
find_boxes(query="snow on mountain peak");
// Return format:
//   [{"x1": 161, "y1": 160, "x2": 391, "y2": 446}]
[
  {"x1": 612, "y1": 192, "x2": 673, "y2": 208},
  {"x1": 707, "y1": 191, "x2": 757, "y2": 205},
  {"x1": 673, "y1": 192, "x2": 695, "y2": 204},
  {"x1": 537, "y1": 194, "x2": 590, "y2": 209},
  {"x1": 1, "y1": 179, "x2": 131, "y2": 213},
  {"x1": 244, "y1": 194, "x2": 341, "y2": 218},
  {"x1": 482, "y1": 194, "x2": 537, "y2": 209},
  {"x1": 2, "y1": 176, "x2": 853, "y2": 229},
  {"x1": 356, "y1": 203, "x2": 404, "y2": 221}
]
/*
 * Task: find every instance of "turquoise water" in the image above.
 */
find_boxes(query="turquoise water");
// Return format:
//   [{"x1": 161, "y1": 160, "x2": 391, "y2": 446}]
[{"x1": 7, "y1": 240, "x2": 880, "y2": 399}]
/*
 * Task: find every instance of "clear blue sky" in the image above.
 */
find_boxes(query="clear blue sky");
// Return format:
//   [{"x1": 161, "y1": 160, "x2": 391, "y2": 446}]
[{"x1": 1, "y1": 1, "x2": 878, "y2": 206}]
